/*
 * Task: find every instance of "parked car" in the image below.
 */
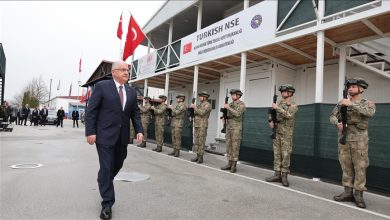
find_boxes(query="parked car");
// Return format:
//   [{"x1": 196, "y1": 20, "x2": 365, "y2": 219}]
[{"x1": 46, "y1": 110, "x2": 58, "y2": 125}]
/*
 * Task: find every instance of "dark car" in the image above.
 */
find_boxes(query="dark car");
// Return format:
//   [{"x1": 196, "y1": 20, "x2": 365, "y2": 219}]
[{"x1": 46, "y1": 110, "x2": 58, "y2": 125}]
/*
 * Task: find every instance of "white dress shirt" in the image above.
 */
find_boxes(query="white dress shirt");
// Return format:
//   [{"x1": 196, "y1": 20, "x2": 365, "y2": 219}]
[{"x1": 113, "y1": 79, "x2": 127, "y2": 111}]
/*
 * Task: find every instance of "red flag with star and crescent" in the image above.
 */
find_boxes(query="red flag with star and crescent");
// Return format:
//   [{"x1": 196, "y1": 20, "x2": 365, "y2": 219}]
[
  {"x1": 122, "y1": 15, "x2": 145, "y2": 61},
  {"x1": 117, "y1": 14, "x2": 123, "y2": 39}
]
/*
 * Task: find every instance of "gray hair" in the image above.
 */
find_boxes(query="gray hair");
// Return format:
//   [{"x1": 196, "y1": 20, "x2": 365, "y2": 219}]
[{"x1": 111, "y1": 60, "x2": 127, "y2": 71}]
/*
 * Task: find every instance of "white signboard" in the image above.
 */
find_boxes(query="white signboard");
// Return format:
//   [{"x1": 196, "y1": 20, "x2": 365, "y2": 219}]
[
  {"x1": 180, "y1": 1, "x2": 277, "y2": 65},
  {"x1": 138, "y1": 52, "x2": 157, "y2": 78}
]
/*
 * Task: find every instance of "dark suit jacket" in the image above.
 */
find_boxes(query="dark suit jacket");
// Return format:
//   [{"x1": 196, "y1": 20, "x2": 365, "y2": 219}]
[
  {"x1": 72, "y1": 110, "x2": 79, "y2": 120},
  {"x1": 40, "y1": 108, "x2": 48, "y2": 117},
  {"x1": 85, "y1": 79, "x2": 143, "y2": 146},
  {"x1": 57, "y1": 109, "x2": 65, "y2": 119},
  {"x1": 22, "y1": 107, "x2": 30, "y2": 117}
]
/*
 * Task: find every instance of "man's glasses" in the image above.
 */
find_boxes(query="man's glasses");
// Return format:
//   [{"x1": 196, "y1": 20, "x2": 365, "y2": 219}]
[{"x1": 113, "y1": 68, "x2": 129, "y2": 72}]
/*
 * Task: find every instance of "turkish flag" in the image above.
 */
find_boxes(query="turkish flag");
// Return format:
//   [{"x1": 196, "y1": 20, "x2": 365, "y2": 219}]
[
  {"x1": 183, "y1": 42, "x2": 192, "y2": 54},
  {"x1": 117, "y1": 14, "x2": 123, "y2": 39},
  {"x1": 80, "y1": 88, "x2": 92, "y2": 103},
  {"x1": 123, "y1": 15, "x2": 145, "y2": 61}
]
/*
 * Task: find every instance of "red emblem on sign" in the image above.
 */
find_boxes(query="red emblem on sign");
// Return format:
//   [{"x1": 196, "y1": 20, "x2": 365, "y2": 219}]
[{"x1": 183, "y1": 42, "x2": 192, "y2": 54}]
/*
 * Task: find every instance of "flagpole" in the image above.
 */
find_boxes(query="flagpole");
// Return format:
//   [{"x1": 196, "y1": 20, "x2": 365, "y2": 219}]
[
  {"x1": 119, "y1": 10, "x2": 124, "y2": 60},
  {"x1": 126, "y1": 9, "x2": 166, "y2": 68},
  {"x1": 78, "y1": 55, "x2": 82, "y2": 103}
]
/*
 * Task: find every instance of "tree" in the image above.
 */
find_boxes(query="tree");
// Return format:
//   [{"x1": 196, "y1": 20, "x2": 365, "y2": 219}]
[
  {"x1": 13, "y1": 76, "x2": 49, "y2": 106},
  {"x1": 22, "y1": 91, "x2": 39, "y2": 108}
]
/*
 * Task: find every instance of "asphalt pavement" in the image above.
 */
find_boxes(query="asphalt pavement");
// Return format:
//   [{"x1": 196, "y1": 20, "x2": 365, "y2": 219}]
[{"x1": 1, "y1": 120, "x2": 389, "y2": 220}]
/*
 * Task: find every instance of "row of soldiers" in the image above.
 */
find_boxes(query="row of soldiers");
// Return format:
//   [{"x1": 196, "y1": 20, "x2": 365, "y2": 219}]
[
  {"x1": 136, "y1": 77, "x2": 375, "y2": 209},
  {"x1": 265, "y1": 78, "x2": 375, "y2": 209},
  {"x1": 135, "y1": 89, "x2": 246, "y2": 172}
]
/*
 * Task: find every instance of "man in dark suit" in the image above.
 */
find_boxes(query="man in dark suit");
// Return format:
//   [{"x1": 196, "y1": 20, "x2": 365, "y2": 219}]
[
  {"x1": 72, "y1": 110, "x2": 79, "y2": 128},
  {"x1": 85, "y1": 60, "x2": 143, "y2": 220},
  {"x1": 22, "y1": 104, "x2": 30, "y2": 126},
  {"x1": 56, "y1": 107, "x2": 65, "y2": 127},
  {"x1": 40, "y1": 105, "x2": 48, "y2": 126}
]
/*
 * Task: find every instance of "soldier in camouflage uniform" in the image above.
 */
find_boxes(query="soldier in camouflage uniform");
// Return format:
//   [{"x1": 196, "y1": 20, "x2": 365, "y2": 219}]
[
  {"x1": 138, "y1": 96, "x2": 152, "y2": 148},
  {"x1": 330, "y1": 77, "x2": 375, "y2": 209},
  {"x1": 167, "y1": 94, "x2": 187, "y2": 157},
  {"x1": 151, "y1": 95, "x2": 167, "y2": 152},
  {"x1": 265, "y1": 84, "x2": 298, "y2": 187},
  {"x1": 221, "y1": 89, "x2": 246, "y2": 173},
  {"x1": 190, "y1": 91, "x2": 212, "y2": 164}
]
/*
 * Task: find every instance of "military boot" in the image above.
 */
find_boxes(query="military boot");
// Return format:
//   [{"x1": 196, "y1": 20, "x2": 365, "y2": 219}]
[
  {"x1": 265, "y1": 171, "x2": 281, "y2": 182},
  {"x1": 191, "y1": 154, "x2": 199, "y2": 162},
  {"x1": 156, "y1": 146, "x2": 162, "y2": 152},
  {"x1": 230, "y1": 161, "x2": 237, "y2": 173},
  {"x1": 354, "y1": 190, "x2": 366, "y2": 208},
  {"x1": 221, "y1": 161, "x2": 232, "y2": 170},
  {"x1": 168, "y1": 149, "x2": 176, "y2": 156},
  {"x1": 174, "y1": 149, "x2": 180, "y2": 157},
  {"x1": 140, "y1": 141, "x2": 146, "y2": 148},
  {"x1": 197, "y1": 155, "x2": 203, "y2": 164},
  {"x1": 334, "y1": 187, "x2": 354, "y2": 202},
  {"x1": 281, "y1": 172, "x2": 289, "y2": 187}
]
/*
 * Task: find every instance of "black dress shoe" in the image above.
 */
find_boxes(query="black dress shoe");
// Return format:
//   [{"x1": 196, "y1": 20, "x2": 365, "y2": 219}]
[{"x1": 100, "y1": 207, "x2": 112, "y2": 220}]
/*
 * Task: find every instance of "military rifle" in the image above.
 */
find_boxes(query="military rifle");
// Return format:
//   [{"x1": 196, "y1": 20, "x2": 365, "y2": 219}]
[
  {"x1": 166, "y1": 94, "x2": 173, "y2": 126},
  {"x1": 339, "y1": 83, "x2": 348, "y2": 145},
  {"x1": 188, "y1": 92, "x2": 196, "y2": 128},
  {"x1": 149, "y1": 95, "x2": 155, "y2": 121},
  {"x1": 269, "y1": 85, "x2": 277, "y2": 139},
  {"x1": 220, "y1": 89, "x2": 229, "y2": 133}
]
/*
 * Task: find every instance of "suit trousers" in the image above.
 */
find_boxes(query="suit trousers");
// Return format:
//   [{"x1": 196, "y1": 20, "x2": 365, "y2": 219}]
[
  {"x1": 96, "y1": 137, "x2": 127, "y2": 208},
  {"x1": 73, "y1": 119, "x2": 79, "y2": 127}
]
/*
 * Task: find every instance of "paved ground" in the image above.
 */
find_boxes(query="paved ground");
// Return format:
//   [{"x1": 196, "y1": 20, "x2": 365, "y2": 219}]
[{"x1": 1, "y1": 120, "x2": 389, "y2": 220}]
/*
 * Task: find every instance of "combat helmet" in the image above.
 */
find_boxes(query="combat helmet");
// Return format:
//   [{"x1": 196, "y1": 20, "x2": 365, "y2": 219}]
[
  {"x1": 198, "y1": 91, "x2": 210, "y2": 98},
  {"x1": 229, "y1": 89, "x2": 243, "y2": 96},
  {"x1": 158, "y1": 95, "x2": 167, "y2": 100},
  {"x1": 176, "y1": 94, "x2": 185, "y2": 100},
  {"x1": 345, "y1": 77, "x2": 368, "y2": 89},
  {"x1": 279, "y1": 84, "x2": 295, "y2": 93}
]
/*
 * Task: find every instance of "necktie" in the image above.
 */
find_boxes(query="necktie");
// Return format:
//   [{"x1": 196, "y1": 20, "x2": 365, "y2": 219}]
[{"x1": 119, "y1": 85, "x2": 124, "y2": 109}]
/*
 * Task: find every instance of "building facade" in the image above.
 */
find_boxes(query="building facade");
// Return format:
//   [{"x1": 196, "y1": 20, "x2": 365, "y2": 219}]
[{"x1": 90, "y1": 0, "x2": 390, "y2": 192}]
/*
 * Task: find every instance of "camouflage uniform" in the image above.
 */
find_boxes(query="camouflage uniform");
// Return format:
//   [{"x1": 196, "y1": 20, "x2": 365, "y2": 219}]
[
  {"x1": 130, "y1": 120, "x2": 135, "y2": 143},
  {"x1": 137, "y1": 98, "x2": 151, "y2": 148},
  {"x1": 330, "y1": 99, "x2": 375, "y2": 191},
  {"x1": 193, "y1": 99, "x2": 212, "y2": 156},
  {"x1": 273, "y1": 99, "x2": 298, "y2": 173},
  {"x1": 266, "y1": 84, "x2": 297, "y2": 187},
  {"x1": 170, "y1": 101, "x2": 186, "y2": 153},
  {"x1": 139, "y1": 102, "x2": 151, "y2": 141},
  {"x1": 220, "y1": 89, "x2": 246, "y2": 173},
  {"x1": 329, "y1": 77, "x2": 375, "y2": 208},
  {"x1": 154, "y1": 98, "x2": 167, "y2": 151}
]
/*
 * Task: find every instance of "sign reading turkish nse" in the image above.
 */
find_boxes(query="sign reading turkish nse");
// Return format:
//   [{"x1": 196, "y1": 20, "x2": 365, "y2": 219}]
[{"x1": 180, "y1": 0, "x2": 277, "y2": 66}]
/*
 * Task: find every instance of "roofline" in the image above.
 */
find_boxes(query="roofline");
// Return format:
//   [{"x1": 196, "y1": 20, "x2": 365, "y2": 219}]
[{"x1": 142, "y1": 0, "x2": 170, "y2": 33}]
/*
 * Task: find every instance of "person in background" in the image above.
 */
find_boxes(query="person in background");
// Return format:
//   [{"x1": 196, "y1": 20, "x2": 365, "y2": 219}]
[
  {"x1": 57, "y1": 107, "x2": 65, "y2": 128},
  {"x1": 40, "y1": 105, "x2": 48, "y2": 126},
  {"x1": 31, "y1": 107, "x2": 39, "y2": 126},
  {"x1": 72, "y1": 109, "x2": 79, "y2": 128}
]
